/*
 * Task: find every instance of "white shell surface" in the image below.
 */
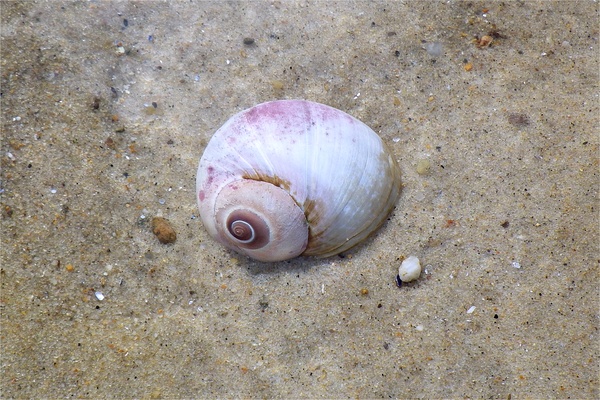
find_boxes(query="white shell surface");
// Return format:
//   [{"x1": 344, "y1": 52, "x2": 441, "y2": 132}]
[
  {"x1": 196, "y1": 100, "x2": 402, "y2": 260},
  {"x1": 398, "y1": 256, "x2": 421, "y2": 282}
]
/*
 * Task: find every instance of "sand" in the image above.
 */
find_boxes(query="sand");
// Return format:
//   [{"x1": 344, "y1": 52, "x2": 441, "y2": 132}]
[{"x1": 1, "y1": 1, "x2": 598, "y2": 398}]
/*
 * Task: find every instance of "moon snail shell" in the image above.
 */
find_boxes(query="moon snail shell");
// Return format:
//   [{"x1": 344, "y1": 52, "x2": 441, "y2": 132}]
[{"x1": 196, "y1": 100, "x2": 402, "y2": 262}]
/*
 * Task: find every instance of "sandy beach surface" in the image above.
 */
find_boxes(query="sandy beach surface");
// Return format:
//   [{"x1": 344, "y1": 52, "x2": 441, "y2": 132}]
[{"x1": 2, "y1": 1, "x2": 598, "y2": 398}]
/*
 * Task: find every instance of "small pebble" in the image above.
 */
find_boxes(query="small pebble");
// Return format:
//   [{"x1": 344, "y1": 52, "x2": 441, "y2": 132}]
[
  {"x1": 395, "y1": 274, "x2": 403, "y2": 288},
  {"x1": 271, "y1": 80, "x2": 284, "y2": 90},
  {"x1": 416, "y1": 159, "x2": 431, "y2": 175},
  {"x1": 151, "y1": 217, "x2": 177, "y2": 244},
  {"x1": 398, "y1": 256, "x2": 421, "y2": 283},
  {"x1": 95, "y1": 291, "x2": 105, "y2": 301},
  {"x1": 105, "y1": 137, "x2": 116, "y2": 149},
  {"x1": 476, "y1": 35, "x2": 493, "y2": 48}
]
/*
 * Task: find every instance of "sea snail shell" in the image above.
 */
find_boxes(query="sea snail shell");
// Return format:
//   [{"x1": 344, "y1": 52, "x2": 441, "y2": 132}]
[{"x1": 196, "y1": 100, "x2": 402, "y2": 262}]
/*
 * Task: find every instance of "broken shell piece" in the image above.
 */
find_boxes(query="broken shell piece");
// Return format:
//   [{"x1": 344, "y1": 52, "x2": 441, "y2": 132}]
[{"x1": 398, "y1": 256, "x2": 421, "y2": 283}]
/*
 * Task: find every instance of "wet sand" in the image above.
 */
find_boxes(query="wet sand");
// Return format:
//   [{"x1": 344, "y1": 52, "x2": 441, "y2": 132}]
[{"x1": 1, "y1": 1, "x2": 598, "y2": 398}]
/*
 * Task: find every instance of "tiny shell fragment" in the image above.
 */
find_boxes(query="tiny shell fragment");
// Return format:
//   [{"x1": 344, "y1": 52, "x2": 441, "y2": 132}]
[
  {"x1": 271, "y1": 80, "x2": 284, "y2": 90},
  {"x1": 398, "y1": 256, "x2": 421, "y2": 282},
  {"x1": 476, "y1": 35, "x2": 493, "y2": 48},
  {"x1": 151, "y1": 217, "x2": 177, "y2": 244},
  {"x1": 416, "y1": 159, "x2": 431, "y2": 175}
]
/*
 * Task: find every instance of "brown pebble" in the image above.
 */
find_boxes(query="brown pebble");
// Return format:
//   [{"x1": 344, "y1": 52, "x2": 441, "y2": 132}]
[
  {"x1": 476, "y1": 35, "x2": 493, "y2": 48},
  {"x1": 105, "y1": 137, "x2": 116, "y2": 149},
  {"x1": 151, "y1": 217, "x2": 177, "y2": 244},
  {"x1": 3, "y1": 205, "x2": 13, "y2": 218}
]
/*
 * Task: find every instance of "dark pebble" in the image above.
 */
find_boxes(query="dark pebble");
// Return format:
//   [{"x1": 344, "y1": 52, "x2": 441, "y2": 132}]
[{"x1": 395, "y1": 274, "x2": 402, "y2": 288}]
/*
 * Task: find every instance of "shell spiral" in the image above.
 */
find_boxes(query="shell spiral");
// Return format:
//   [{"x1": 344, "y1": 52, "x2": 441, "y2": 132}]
[{"x1": 196, "y1": 100, "x2": 402, "y2": 262}]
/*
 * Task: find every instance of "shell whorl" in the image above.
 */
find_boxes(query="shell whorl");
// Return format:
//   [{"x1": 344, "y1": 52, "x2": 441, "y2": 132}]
[
  {"x1": 196, "y1": 100, "x2": 402, "y2": 262},
  {"x1": 211, "y1": 180, "x2": 309, "y2": 262},
  {"x1": 226, "y1": 211, "x2": 269, "y2": 247}
]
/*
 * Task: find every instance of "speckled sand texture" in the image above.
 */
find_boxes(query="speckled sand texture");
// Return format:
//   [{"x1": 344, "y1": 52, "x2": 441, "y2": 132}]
[{"x1": 1, "y1": 1, "x2": 598, "y2": 398}]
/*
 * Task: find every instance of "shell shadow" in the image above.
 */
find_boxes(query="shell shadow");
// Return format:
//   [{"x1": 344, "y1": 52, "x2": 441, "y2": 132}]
[
  {"x1": 235, "y1": 207, "x2": 400, "y2": 276},
  {"x1": 242, "y1": 254, "x2": 333, "y2": 275}
]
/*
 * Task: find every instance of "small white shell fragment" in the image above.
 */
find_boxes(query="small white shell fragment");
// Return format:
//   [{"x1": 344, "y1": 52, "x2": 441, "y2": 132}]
[
  {"x1": 95, "y1": 291, "x2": 105, "y2": 301},
  {"x1": 467, "y1": 306, "x2": 476, "y2": 314},
  {"x1": 512, "y1": 261, "x2": 521, "y2": 269},
  {"x1": 398, "y1": 256, "x2": 421, "y2": 282}
]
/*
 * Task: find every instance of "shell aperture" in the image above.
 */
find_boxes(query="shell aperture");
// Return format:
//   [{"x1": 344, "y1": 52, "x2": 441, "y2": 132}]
[{"x1": 196, "y1": 100, "x2": 402, "y2": 262}]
